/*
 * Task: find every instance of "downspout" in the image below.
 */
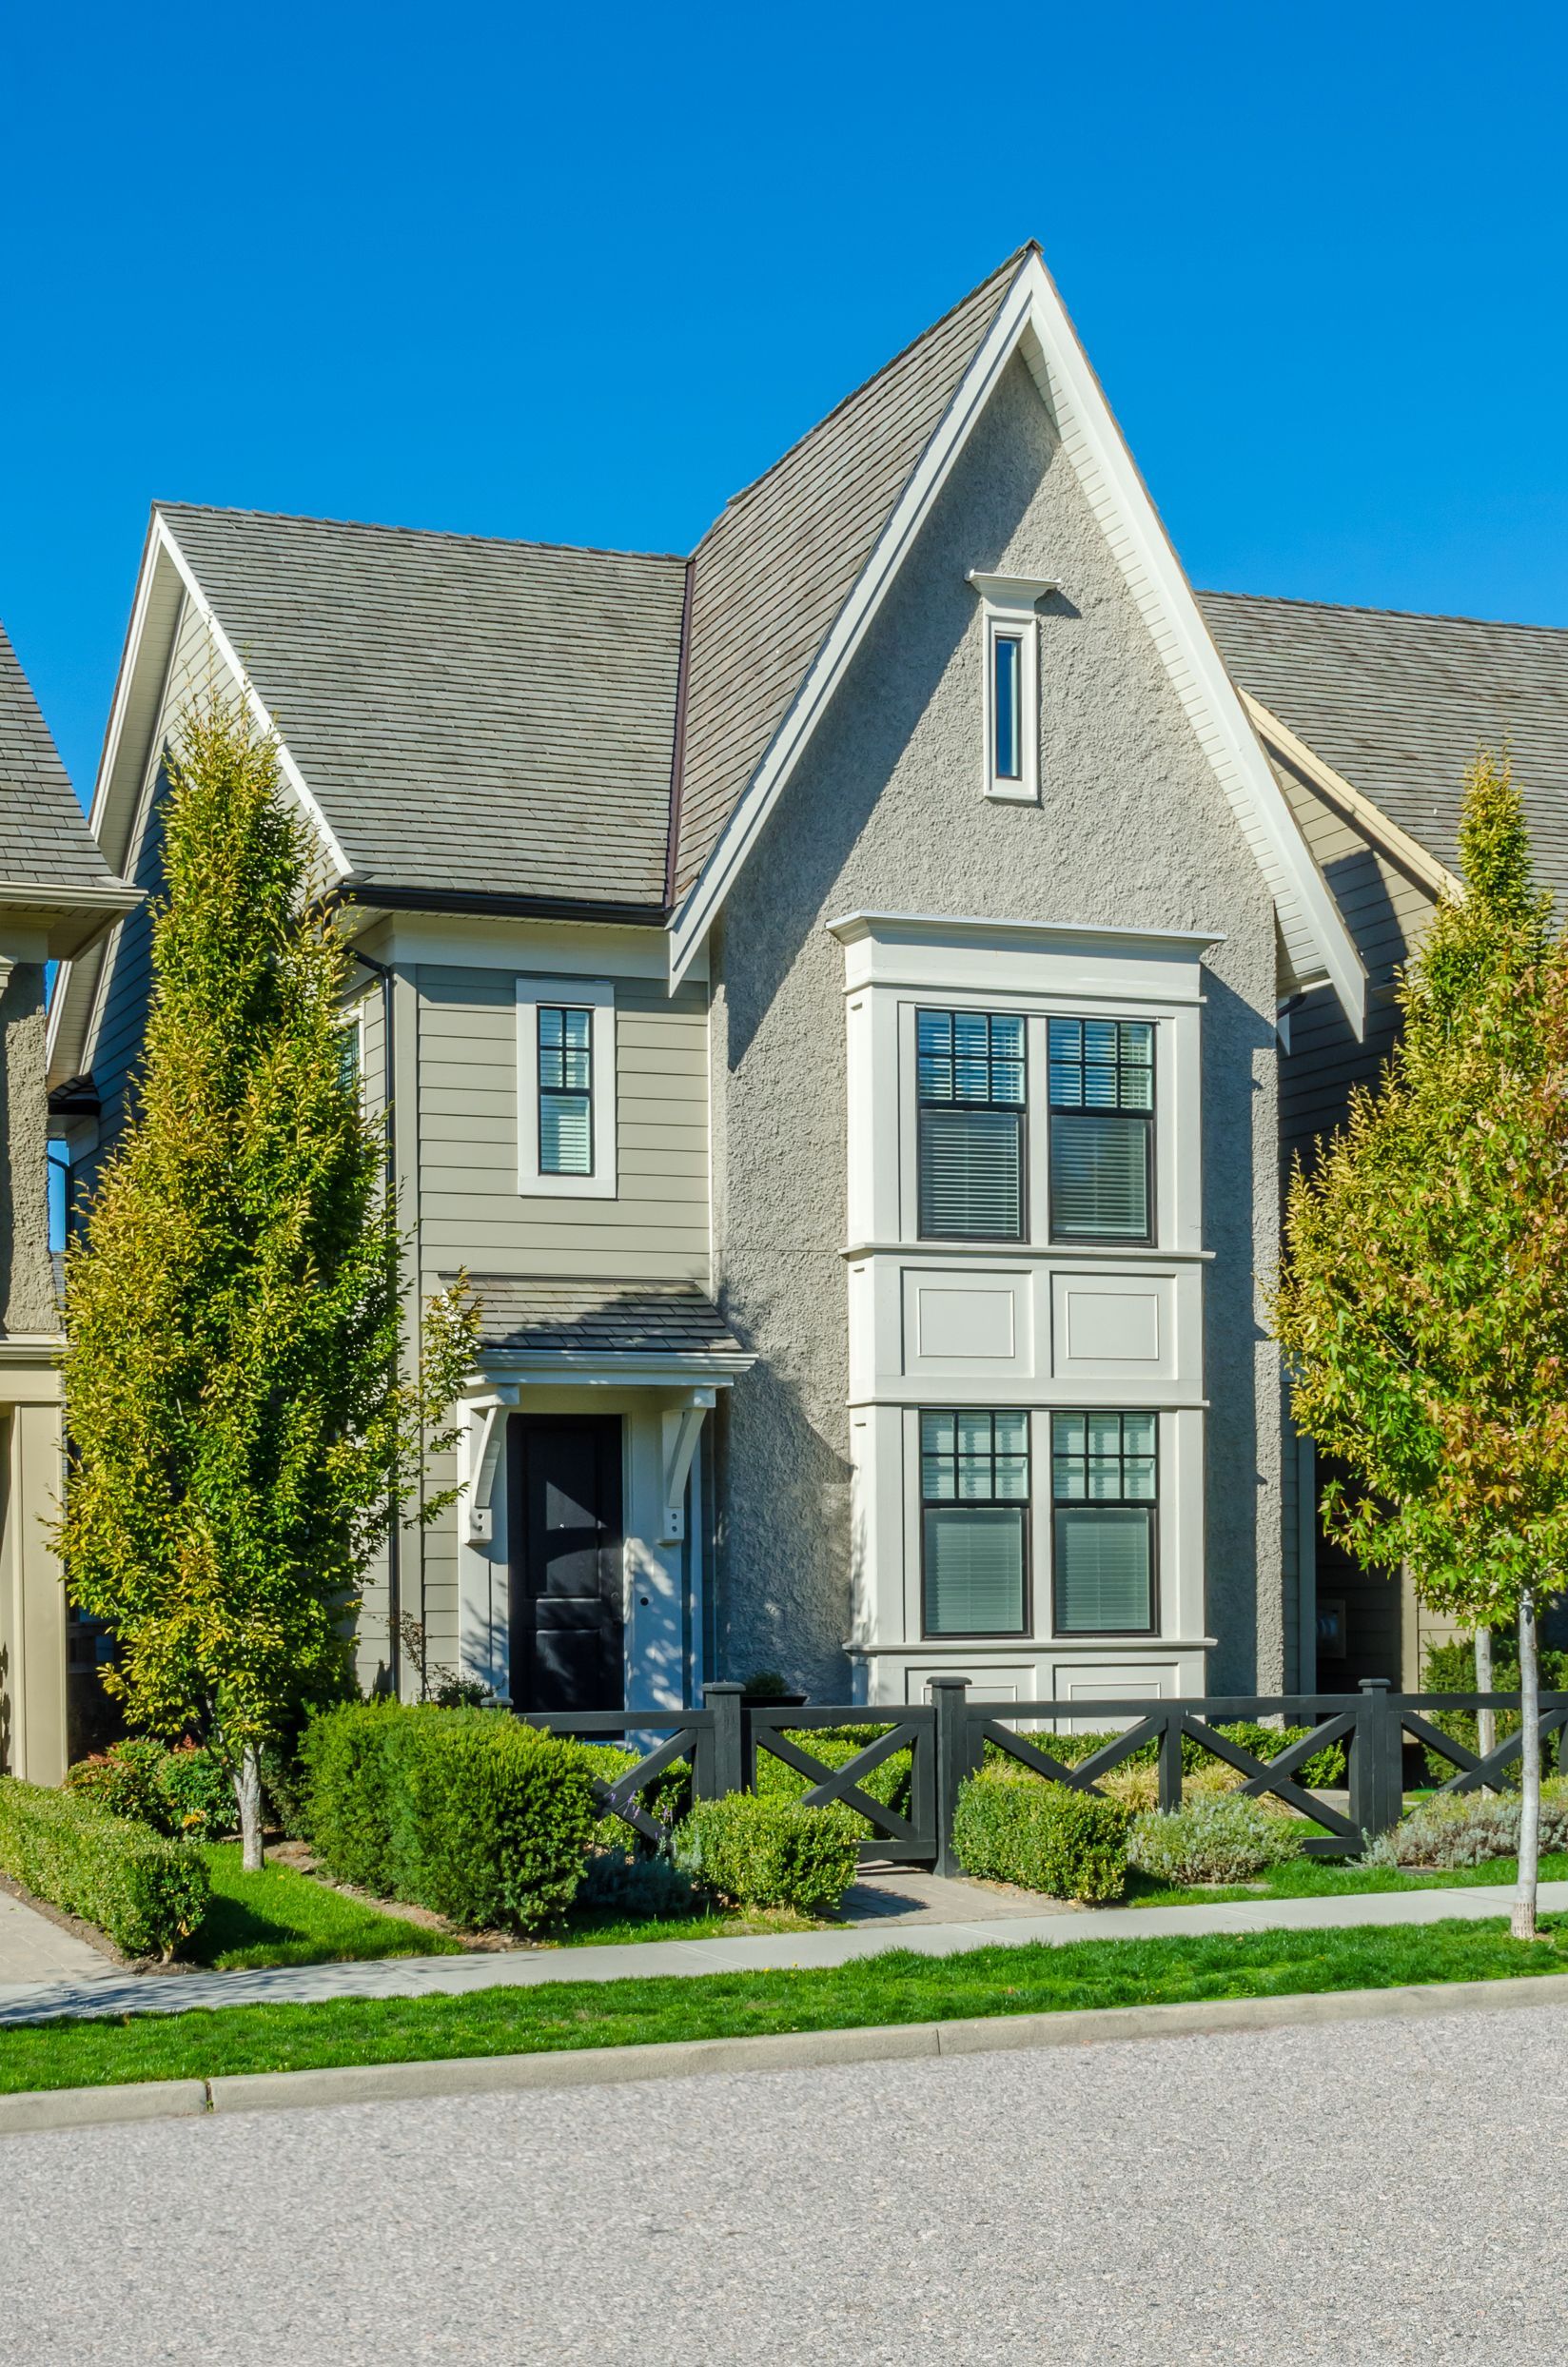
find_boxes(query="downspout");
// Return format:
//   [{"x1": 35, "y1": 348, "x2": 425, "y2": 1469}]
[{"x1": 347, "y1": 946, "x2": 401, "y2": 1696}]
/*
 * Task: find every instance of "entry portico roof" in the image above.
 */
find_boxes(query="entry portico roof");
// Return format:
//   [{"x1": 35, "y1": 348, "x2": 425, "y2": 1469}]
[{"x1": 458, "y1": 1277, "x2": 753, "y2": 1378}]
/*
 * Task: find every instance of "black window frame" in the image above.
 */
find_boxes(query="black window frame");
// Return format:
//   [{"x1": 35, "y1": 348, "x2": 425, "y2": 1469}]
[
  {"x1": 538, "y1": 1002, "x2": 596, "y2": 1178},
  {"x1": 1047, "y1": 1015, "x2": 1156, "y2": 1247},
  {"x1": 919, "y1": 1407, "x2": 1032, "y2": 1641},
  {"x1": 1049, "y1": 1409, "x2": 1159, "y2": 1637},
  {"x1": 915, "y1": 1007, "x2": 1029, "y2": 1244}
]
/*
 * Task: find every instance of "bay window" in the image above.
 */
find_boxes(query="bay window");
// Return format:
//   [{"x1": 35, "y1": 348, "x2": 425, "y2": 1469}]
[
  {"x1": 916, "y1": 1008, "x2": 1026, "y2": 1241},
  {"x1": 1051, "y1": 1411, "x2": 1157, "y2": 1633},
  {"x1": 921, "y1": 1409, "x2": 1030, "y2": 1636}
]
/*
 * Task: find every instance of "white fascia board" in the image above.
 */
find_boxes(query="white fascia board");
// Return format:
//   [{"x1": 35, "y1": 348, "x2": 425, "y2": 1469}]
[
  {"x1": 477, "y1": 1351, "x2": 755, "y2": 1386},
  {"x1": 1240, "y1": 691, "x2": 1461, "y2": 903},
  {"x1": 153, "y1": 513, "x2": 357, "y2": 881},
  {"x1": 667, "y1": 253, "x2": 1366, "y2": 1038}
]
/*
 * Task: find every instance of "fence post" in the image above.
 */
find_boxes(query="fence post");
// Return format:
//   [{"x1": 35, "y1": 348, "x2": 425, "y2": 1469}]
[
  {"x1": 931, "y1": 1676, "x2": 971, "y2": 1877},
  {"x1": 1158, "y1": 1711, "x2": 1184, "y2": 1812},
  {"x1": 703, "y1": 1682, "x2": 746, "y2": 1799},
  {"x1": 1349, "y1": 1677, "x2": 1401, "y2": 1847}
]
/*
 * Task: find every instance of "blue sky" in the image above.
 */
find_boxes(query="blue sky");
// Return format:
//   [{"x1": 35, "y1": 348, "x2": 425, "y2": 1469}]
[{"x1": 6, "y1": 0, "x2": 1566, "y2": 799}]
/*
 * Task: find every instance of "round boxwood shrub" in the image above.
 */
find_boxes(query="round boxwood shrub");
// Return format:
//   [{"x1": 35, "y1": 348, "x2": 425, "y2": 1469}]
[
  {"x1": 1128, "y1": 1793, "x2": 1306, "y2": 1886},
  {"x1": 676, "y1": 1794, "x2": 861, "y2": 1917},
  {"x1": 951, "y1": 1774, "x2": 1128, "y2": 1902}
]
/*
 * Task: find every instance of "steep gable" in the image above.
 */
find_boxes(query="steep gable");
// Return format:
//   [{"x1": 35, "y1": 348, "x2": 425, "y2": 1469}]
[{"x1": 674, "y1": 251, "x2": 1025, "y2": 895}]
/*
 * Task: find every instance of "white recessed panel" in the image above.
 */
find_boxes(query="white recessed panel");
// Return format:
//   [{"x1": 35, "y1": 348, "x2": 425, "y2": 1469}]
[
  {"x1": 1065, "y1": 1288, "x2": 1159, "y2": 1363},
  {"x1": 901, "y1": 1269, "x2": 1032, "y2": 1379},
  {"x1": 917, "y1": 1286, "x2": 1015, "y2": 1360},
  {"x1": 1051, "y1": 1664, "x2": 1177, "y2": 1732},
  {"x1": 1050, "y1": 1271, "x2": 1174, "y2": 1379},
  {"x1": 906, "y1": 1666, "x2": 1021, "y2": 1705}
]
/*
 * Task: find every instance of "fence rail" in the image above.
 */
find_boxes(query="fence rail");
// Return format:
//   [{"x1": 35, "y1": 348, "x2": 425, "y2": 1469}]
[{"x1": 520, "y1": 1681, "x2": 1568, "y2": 1872}]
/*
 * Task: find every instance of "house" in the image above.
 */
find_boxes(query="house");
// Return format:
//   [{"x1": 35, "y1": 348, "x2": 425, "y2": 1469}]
[
  {"x1": 44, "y1": 243, "x2": 1568, "y2": 1738},
  {"x1": 0, "y1": 628, "x2": 138, "y2": 1780}
]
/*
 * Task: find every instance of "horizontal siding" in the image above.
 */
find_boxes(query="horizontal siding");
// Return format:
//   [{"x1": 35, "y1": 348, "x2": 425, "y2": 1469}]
[
  {"x1": 1276, "y1": 760, "x2": 1439, "y2": 1183},
  {"x1": 416, "y1": 964, "x2": 710, "y2": 1283}
]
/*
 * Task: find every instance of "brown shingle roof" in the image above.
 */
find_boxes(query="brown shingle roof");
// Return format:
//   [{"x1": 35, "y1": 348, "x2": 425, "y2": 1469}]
[{"x1": 461, "y1": 1277, "x2": 750, "y2": 1362}]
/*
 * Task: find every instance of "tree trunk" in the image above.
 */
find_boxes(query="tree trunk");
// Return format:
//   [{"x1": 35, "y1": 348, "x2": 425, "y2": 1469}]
[
  {"x1": 1512, "y1": 1591, "x2": 1540, "y2": 1943},
  {"x1": 1475, "y1": 1626, "x2": 1496, "y2": 1777},
  {"x1": 234, "y1": 1743, "x2": 265, "y2": 1873}
]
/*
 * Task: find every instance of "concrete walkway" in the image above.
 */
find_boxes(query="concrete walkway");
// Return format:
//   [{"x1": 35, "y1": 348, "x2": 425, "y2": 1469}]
[
  {"x1": 0, "y1": 1875, "x2": 1560, "y2": 2030},
  {"x1": 0, "y1": 1888, "x2": 109, "y2": 1986}
]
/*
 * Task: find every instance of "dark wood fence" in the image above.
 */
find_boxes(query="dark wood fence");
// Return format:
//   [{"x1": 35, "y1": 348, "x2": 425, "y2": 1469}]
[{"x1": 520, "y1": 1678, "x2": 1568, "y2": 1872}]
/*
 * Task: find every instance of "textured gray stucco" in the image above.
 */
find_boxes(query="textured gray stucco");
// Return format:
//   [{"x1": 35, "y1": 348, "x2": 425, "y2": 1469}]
[
  {"x1": 0, "y1": 966, "x2": 56, "y2": 1337},
  {"x1": 709, "y1": 355, "x2": 1284, "y2": 1697}
]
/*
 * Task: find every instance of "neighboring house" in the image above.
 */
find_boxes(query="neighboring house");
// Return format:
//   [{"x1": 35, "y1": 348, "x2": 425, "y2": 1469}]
[
  {"x1": 0, "y1": 628, "x2": 138, "y2": 1780},
  {"x1": 45, "y1": 243, "x2": 1568, "y2": 1732}
]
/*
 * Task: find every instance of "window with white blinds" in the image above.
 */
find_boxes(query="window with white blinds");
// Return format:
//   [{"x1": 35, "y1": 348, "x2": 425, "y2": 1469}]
[
  {"x1": 921, "y1": 1409, "x2": 1029, "y2": 1635},
  {"x1": 1051, "y1": 1411, "x2": 1157, "y2": 1633},
  {"x1": 916, "y1": 1008, "x2": 1026, "y2": 1241},
  {"x1": 1048, "y1": 1017, "x2": 1154, "y2": 1242},
  {"x1": 538, "y1": 1005, "x2": 594, "y2": 1176}
]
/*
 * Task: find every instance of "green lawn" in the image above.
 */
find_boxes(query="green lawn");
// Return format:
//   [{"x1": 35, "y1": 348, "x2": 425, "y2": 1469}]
[
  {"x1": 5, "y1": 1915, "x2": 1565, "y2": 2097},
  {"x1": 1127, "y1": 1847, "x2": 1568, "y2": 1910},
  {"x1": 189, "y1": 1848, "x2": 463, "y2": 1969}
]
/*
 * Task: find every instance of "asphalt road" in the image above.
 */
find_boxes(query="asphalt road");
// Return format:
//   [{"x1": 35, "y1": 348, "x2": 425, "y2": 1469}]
[{"x1": 1, "y1": 2005, "x2": 1561, "y2": 2365}]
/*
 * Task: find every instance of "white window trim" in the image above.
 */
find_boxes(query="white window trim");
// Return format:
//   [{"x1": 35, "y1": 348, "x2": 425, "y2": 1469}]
[
  {"x1": 516, "y1": 975, "x2": 617, "y2": 1199},
  {"x1": 970, "y1": 572, "x2": 1052, "y2": 806}
]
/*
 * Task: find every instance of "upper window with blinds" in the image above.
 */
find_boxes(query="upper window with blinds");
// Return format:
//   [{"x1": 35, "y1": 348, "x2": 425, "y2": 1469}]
[
  {"x1": 1047, "y1": 1017, "x2": 1154, "y2": 1243},
  {"x1": 517, "y1": 976, "x2": 617, "y2": 1200},
  {"x1": 916, "y1": 1008, "x2": 1027, "y2": 1241}
]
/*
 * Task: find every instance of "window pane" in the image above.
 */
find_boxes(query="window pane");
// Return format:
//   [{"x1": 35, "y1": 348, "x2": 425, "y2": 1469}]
[
  {"x1": 918, "y1": 1106, "x2": 1023, "y2": 1238},
  {"x1": 921, "y1": 1412, "x2": 955, "y2": 1458},
  {"x1": 539, "y1": 1093, "x2": 592, "y2": 1175},
  {"x1": 1052, "y1": 1457, "x2": 1085, "y2": 1501},
  {"x1": 1050, "y1": 1112, "x2": 1148, "y2": 1240},
  {"x1": 1052, "y1": 1414, "x2": 1086, "y2": 1457},
  {"x1": 994, "y1": 1410, "x2": 1029, "y2": 1457},
  {"x1": 1055, "y1": 1507, "x2": 1152, "y2": 1632},
  {"x1": 993, "y1": 635, "x2": 1021, "y2": 780},
  {"x1": 1122, "y1": 1412, "x2": 1157, "y2": 1456},
  {"x1": 539, "y1": 1008, "x2": 563, "y2": 1048},
  {"x1": 925, "y1": 1507, "x2": 1026, "y2": 1633}
]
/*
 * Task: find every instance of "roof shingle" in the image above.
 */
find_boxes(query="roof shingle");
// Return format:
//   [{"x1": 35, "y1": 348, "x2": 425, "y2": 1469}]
[
  {"x1": 461, "y1": 1277, "x2": 749, "y2": 1361},
  {"x1": 1200, "y1": 591, "x2": 1568, "y2": 900},
  {"x1": 0, "y1": 625, "x2": 126, "y2": 890}
]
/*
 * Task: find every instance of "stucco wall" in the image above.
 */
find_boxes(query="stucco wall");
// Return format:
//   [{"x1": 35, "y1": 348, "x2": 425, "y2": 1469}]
[
  {"x1": 709, "y1": 354, "x2": 1284, "y2": 1697},
  {"x1": 0, "y1": 965, "x2": 56, "y2": 1337}
]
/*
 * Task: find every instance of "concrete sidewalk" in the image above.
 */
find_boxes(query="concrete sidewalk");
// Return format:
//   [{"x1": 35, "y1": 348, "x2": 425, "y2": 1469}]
[{"x1": 0, "y1": 1876, "x2": 1560, "y2": 2030}]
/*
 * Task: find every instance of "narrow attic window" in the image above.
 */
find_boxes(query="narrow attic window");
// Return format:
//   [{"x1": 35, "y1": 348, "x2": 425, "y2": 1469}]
[
  {"x1": 991, "y1": 633, "x2": 1022, "y2": 782},
  {"x1": 968, "y1": 571, "x2": 1055, "y2": 806}
]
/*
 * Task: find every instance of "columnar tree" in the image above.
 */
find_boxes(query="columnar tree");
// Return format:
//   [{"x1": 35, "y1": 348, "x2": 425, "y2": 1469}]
[
  {"x1": 1275, "y1": 752, "x2": 1566, "y2": 1937},
  {"x1": 59, "y1": 701, "x2": 477, "y2": 1867}
]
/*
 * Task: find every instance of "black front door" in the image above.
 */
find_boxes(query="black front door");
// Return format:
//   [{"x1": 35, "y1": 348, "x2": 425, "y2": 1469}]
[{"x1": 509, "y1": 1415, "x2": 624, "y2": 1711}]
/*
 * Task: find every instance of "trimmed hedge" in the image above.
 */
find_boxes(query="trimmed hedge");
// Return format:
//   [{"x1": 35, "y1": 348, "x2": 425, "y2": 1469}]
[
  {"x1": 0, "y1": 1778, "x2": 209, "y2": 1959},
  {"x1": 300, "y1": 1702, "x2": 601, "y2": 1933},
  {"x1": 1128, "y1": 1794, "x2": 1306, "y2": 1885},
  {"x1": 676, "y1": 1794, "x2": 861, "y2": 1916},
  {"x1": 951, "y1": 1774, "x2": 1128, "y2": 1902}
]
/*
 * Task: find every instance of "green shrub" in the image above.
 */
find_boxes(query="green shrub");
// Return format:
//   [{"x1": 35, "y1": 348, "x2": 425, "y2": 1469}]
[
  {"x1": 1128, "y1": 1794, "x2": 1306, "y2": 1885},
  {"x1": 951, "y1": 1774, "x2": 1128, "y2": 1902},
  {"x1": 676, "y1": 1794, "x2": 861, "y2": 1916},
  {"x1": 580, "y1": 1743, "x2": 694, "y2": 1855},
  {"x1": 1418, "y1": 1636, "x2": 1568, "y2": 1783},
  {"x1": 64, "y1": 1736, "x2": 167, "y2": 1825},
  {"x1": 577, "y1": 1844, "x2": 703, "y2": 1921},
  {"x1": 1365, "y1": 1779, "x2": 1568, "y2": 1870},
  {"x1": 65, "y1": 1736, "x2": 236, "y2": 1836},
  {"x1": 300, "y1": 1701, "x2": 600, "y2": 1932},
  {"x1": 0, "y1": 1777, "x2": 208, "y2": 1959},
  {"x1": 755, "y1": 1726, "x2": 913, "y2": 1833},
  {"x1": 983, "y1": 1721, "x2": 1344, "y2": 1790}
]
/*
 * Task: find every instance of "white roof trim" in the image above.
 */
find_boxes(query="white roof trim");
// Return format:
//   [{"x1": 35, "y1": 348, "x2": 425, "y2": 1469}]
[
  {"x1": 153, "y1": 513, "x2": 356, "y2": 880},
  {"x1": 1240, "y1": 690, "x2": 1461, "y2": 903},
  {"x1": 669, "y1": 253, "x2": 1366, "y2": 1037}
]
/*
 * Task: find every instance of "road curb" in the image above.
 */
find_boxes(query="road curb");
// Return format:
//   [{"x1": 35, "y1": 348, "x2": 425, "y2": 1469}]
[{"x1": 6, "y1": 1970, "x2": 1568, "y2": 2135}]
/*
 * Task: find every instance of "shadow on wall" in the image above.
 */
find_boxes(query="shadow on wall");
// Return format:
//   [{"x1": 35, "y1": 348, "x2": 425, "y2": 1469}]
[
  {"x1": 711, "y1": 1368, "x2": 853, "y2": 1702},
  {"x1": 1201, "y1": 968, "x2": 1271, "y2": 1692}
]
